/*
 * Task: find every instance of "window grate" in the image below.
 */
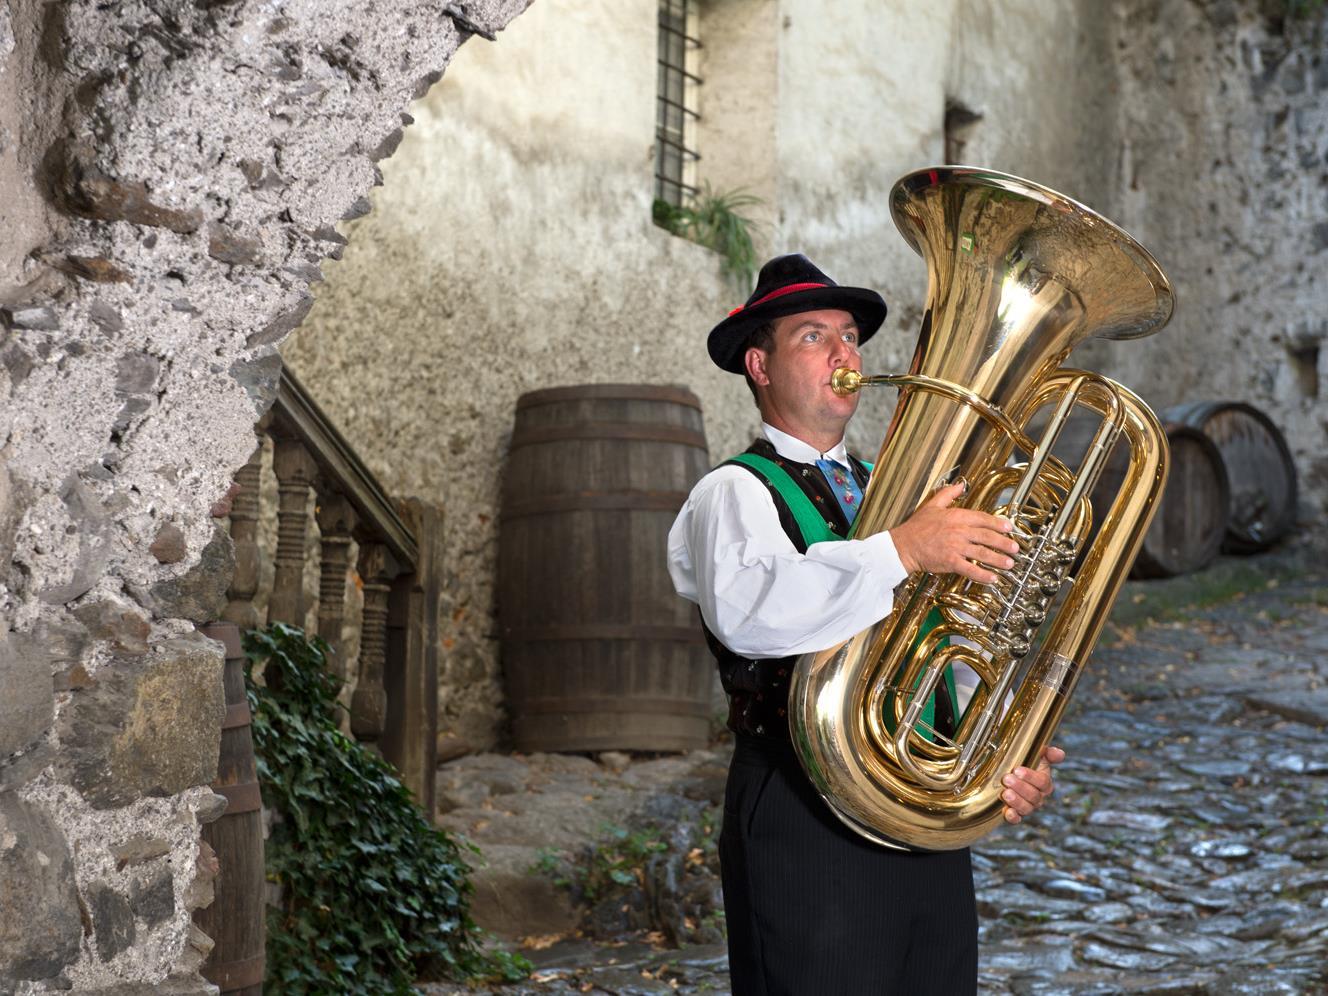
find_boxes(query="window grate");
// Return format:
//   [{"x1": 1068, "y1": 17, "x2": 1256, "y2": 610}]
[{"x1": 654, "y1": 0, "x2": 701, "y2": 207}]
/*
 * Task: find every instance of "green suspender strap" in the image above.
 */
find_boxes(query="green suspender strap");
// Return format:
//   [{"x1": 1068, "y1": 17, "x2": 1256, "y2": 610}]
[{"x1": 726, "y1": 453, "x2": 957, "y2": 743}]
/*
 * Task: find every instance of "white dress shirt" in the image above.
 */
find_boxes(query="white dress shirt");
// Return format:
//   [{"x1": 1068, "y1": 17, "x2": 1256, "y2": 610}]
[{"x1": 667, "y1": 423, "x2": 909, "y2": 659}]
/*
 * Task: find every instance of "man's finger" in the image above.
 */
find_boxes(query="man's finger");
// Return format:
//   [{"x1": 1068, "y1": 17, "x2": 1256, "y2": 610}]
[
  {"x1": 1002, "y1": 771, "x2": 1047, "y2": 806},
  {"x1": 1001, "y1": 785, "x2": 1036, "y2": 817},
  {"x1": 924, "y1": 480, "x2": 967, "y2": 509},
  {"x1": 1012, "y1": 766, "x2": 1053, "y2": 795},
  {"x1": 953, "y1": 559, "x2": 1001, "y2": 586},
  {"x1": 966, "y1": 542, "x2": 1016, "y2": 570}
]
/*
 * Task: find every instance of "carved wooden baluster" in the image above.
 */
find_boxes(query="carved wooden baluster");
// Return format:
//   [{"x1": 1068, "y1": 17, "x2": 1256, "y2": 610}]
[
  {"x1": 315, "y1": 492, "x2": 357, "y2": 682},
  {"x1": 382, "y1": 498, "x2": 442, "y2": 813},
  {"x1": 269, "y1": 437, "x2": 317, "y2": 625},
  {"x1": 223, "y1": 426, "x2": 266, "y2": 630},
  {"x1": 352, "y1": 542, "x2": 391, "y2": 751}
]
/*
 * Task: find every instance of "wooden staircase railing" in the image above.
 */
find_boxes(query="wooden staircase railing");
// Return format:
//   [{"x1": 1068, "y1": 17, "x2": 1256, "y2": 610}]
[{"x1": 223, "y1": 367, "x2": 439, "y2": 813}]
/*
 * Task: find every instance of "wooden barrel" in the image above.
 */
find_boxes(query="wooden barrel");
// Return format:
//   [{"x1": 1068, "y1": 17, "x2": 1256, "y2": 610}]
[
  {"x1": 499, "y1": 384, "x2": 712, "y2": 752},
  {"x1": 195, "y1": 622, "x2": 266, "y2": 996},
  {"x1": 1047, "y1": 416, "x2": 1228, "y2": 578},
  {"x1": 1163, "y1": 401, "x2": 1298, "y2": 553},
  {"x1": 1130, "y1": 425, "x2": 1229, "y2": 578}
]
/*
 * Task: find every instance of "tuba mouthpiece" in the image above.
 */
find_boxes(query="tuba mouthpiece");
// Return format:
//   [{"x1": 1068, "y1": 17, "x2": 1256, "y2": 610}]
[{"x1": 830, "y1": 368, "x2": 864, "y2": 395}]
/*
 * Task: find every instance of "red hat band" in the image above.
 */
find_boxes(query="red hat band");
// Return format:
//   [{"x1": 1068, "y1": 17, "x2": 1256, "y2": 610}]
[{"x1": 727, "y1": 282, "x2": 829, "y2": 317}]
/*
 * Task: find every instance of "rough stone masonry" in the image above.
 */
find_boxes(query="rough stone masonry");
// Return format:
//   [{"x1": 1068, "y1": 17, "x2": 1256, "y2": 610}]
[{"x1": 0, "y1": 0, "x2": 532, "y2": 990}]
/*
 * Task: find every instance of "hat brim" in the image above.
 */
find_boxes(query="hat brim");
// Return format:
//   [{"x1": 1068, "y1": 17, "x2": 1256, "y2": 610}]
[{"x1": 707, "y1": 286, "x2": 888, "y2": 374}]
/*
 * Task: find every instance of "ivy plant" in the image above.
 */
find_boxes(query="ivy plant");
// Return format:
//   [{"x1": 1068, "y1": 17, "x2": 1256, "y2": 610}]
[{"x1": 243, "y1": 623, "x2": 529, "y2": 994}]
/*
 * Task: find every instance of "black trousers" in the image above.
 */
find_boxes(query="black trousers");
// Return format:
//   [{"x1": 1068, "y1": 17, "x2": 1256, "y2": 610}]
[{"x1": 719, "y1": 736, "x2": 978, "y2": 996}]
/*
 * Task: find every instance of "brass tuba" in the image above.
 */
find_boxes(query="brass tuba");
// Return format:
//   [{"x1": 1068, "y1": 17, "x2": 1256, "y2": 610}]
[{"x1": 789, "y1": 167, "x2": 1174, "y2": 851}]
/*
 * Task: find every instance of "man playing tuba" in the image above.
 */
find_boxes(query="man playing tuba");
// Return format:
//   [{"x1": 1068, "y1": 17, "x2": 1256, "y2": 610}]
[{"x1": 668, "y1": 253, "x2": 1065, "y2": 995}]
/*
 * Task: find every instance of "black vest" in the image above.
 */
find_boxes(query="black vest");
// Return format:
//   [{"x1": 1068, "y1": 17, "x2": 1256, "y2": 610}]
[{"x1": 702, "y1": 438, "x2": 872, "y2": 743}]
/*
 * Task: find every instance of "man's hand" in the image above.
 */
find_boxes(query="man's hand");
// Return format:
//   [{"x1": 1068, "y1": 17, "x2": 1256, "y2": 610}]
[
  {"x1": 1001, "y1": 746, "x2": 1066, "y2": 824},
  {"x1": 889, "y1": 481, "x2": 1021, "y2": 585}
]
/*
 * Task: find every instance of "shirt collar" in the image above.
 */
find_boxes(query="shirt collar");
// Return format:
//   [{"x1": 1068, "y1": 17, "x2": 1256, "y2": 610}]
[{"x1": 761, "y1": 422, "x2": 851, "y2": 466}]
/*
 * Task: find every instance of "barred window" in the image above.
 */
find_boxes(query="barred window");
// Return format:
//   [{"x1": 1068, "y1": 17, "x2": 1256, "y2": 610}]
[{"x1": 655, "y1": 0, "x2": 701, "y2": 206}]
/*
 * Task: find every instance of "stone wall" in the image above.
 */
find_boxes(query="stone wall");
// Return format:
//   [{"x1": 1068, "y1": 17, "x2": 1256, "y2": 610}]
[
  {"x1": 0, "y1": 0, "x2": 531, "y2": 990},
  {"x1": 284, "y1": 0, "x2": 1130, "y2": 751},
  {"x1": 1080, "y1": 0, "x2": 1327, "y2": 518}
]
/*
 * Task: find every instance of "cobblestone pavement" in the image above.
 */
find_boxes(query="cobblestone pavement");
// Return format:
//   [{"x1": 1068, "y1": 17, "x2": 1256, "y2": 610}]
[{"x1": 424, "y1": 543, "x2": 1328, "y2": 995}]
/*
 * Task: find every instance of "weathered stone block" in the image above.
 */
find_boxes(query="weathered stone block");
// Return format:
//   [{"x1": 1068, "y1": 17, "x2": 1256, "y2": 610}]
[
  {"x1": 0, "y1": 305, "x2": 59, "y2": 331},
  {"x1": 55, "y1": 634, "x2": 225, "y2": 808},
  {"x1": 0, "y1": 335, "x2": 34, "y2": 389},
  {"x1": 185, "y1": 838, "x2": 219, "y2": 913},
  {"x1": 341, "y1": 194, "x2": 372, "y2": 220},
  {"x1": 111, "y1": 395, "x2": 151, "y2": 436},
  {"x1": 148, "y1": 523, "x2": 187, "y2": 564},
  {"x1": 194, "y1": 791, "x2": 227, "y2": 825},
  {"x1": 53, "y1": 140, "x2": 203, "y2": 234},
  {"x1": 112, "y1": 834, "x2": 172, "y2": 870},
  {"x1": 466, "y1": 842, "x2": 579, "y2": 940},
  {"x1": 72, "y1": 597, "x2": 151, "y2": 655},
  {"x1": 45, "y1": 254, "x2": 132, "y2": 284},
  {"x1": 0, "y1": 793, "x2": 81, "y2": 985},
  {"x1": 228, "y1": 351, "x2": 284, "y2": 412},
  {"x1": 244, "y1": 294, "x2": 312, "y2": 350},
  {"x1": 87, "y1": 300, "x2": 123, "y2": 333},
  {"x1": 90, "y1": 883, "x2": 136, "y2": 961},
  {"x1": 39, "y1": 477, "x2": 114, "y2": 606},
  {"x1": 442, "y1": 1, "x2": 519, "y2": 40},
  {"x1": 207, "y1": 223, "x2": 262, "y2": 266},
  {"x1": 129, "y1": 868, "x2": 175, "y2": 927},
  {"x1": 140, "y1": 523, "x2": 235, "y2": 623},
  {"x1": 114, "y1": 352, "x2": 160, "y2": 396},
  {"x1": 0, "y1": 629, "x2": 55, "y2": 763}
]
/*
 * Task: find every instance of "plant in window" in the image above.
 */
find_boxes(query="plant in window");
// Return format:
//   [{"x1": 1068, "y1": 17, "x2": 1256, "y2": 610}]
[{"x1": 654, "y1": 183, "x2": 764, "y2": 289}]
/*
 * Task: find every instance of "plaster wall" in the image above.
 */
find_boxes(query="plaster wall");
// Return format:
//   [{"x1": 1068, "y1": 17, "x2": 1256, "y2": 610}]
[
  {"x1": 286, "y1": 0, "x2": 1130, "y2": 750},
  {"x1": 773, "y1": 0, "x2": 1123, "y2": 458},
  {"x1": 285, "y1": 0, "x2": 746, "y2": 750}
]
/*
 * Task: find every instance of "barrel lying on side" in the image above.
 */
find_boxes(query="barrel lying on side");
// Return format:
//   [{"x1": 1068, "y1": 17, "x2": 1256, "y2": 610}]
[
  {"x1": 1163, "y1": 401, "x2": 1298, "y2": 554},
  {"x1": 1051, "y1": 416, "x2": 1228, "y2": 578},
  {"x1": 499, "y1": 385, "x2": 713, "y2": 752},
  {"x1": 1130, "y1": 424, "x2": 1230, "y2": 578}
]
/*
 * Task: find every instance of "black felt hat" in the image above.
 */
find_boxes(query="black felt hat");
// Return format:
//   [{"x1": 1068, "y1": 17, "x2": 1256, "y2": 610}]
[{"x1": 706, "y1": 253, "x2": 888, "y2": 373}]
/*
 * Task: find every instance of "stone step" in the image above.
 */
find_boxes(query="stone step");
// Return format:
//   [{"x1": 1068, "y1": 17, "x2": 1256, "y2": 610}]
[{"x1": 466, "y1": 843, "x2": 578, "y2": 941}]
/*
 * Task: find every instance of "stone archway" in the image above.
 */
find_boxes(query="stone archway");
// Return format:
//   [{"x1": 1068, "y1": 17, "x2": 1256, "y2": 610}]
[{"x1": 0, "y1": 0, "x2": 532, "y2": 989}]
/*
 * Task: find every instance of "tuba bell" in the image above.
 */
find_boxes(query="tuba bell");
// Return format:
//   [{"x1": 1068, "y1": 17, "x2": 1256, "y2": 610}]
[{"x1": 789, "y1": 166, "x2": 1174, "y2": 851}]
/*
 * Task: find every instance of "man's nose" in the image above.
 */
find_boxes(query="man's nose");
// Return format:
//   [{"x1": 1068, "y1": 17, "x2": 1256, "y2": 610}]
[{"x1": 829, "y1": 337, "x2": 858, "y2": 368}]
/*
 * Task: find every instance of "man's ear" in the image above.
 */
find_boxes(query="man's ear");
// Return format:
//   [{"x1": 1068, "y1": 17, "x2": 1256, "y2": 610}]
[{"x1": 745, "y1": 347, "x2": 770, "y2": 387}]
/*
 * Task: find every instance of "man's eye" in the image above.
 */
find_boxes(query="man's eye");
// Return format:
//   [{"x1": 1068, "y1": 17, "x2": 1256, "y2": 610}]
[{"x1": 843, "y1": 332, "x2": 859, "y2": 344}]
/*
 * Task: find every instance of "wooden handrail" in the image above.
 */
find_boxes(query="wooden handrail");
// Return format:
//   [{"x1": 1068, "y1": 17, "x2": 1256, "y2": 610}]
[
  {"x1": 226, "y1": 365, "x2": 440, "y2": 811},
  {"x1": 272, "y1": 368, "x2": 418, "y2": 571}
]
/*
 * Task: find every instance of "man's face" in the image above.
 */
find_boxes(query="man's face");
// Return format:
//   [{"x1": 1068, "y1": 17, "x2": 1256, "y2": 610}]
[{"x1": 745, "y1": 308, "x2": 862, "y2": 439}]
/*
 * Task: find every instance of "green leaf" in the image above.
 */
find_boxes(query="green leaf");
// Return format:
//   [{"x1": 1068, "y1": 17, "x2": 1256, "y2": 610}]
[{"x1": 243, "y1": 623, "x2": 527, "y2": 992}]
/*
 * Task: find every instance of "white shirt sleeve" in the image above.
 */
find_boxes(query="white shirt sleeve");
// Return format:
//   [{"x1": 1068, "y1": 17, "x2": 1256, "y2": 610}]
[{"x1": 667, "y1": 465, "x2": 909, "y2": 659}]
